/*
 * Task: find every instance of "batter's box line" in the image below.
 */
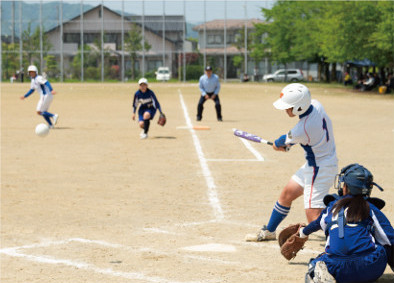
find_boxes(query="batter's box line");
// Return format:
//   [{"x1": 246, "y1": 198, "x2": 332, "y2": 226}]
[
  {"x1": 0, "y1": 238, "x2": 246, "y2": 280},
  {"x1": 206, "y1": 158, "x2": 264, "y2": 162}
]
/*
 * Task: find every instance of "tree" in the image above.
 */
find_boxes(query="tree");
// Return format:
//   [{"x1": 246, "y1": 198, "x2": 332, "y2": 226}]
[
  {"x1": 258, "y1": 1, "x2": 298, "y2": 69},
  {"x1": 22, "y1": 23, "x2": 52, "y2": 67},
  {"x1": 232, "y1": 27, "x2": 254, "y2": 74},
  {"x1": 124, "y1": 24, "x2": 151, "y2": 80},
  {"x1": 369, "y1": 1, "x2": 394, "y2": 69},
  {"x1": 1, "y1": 42, "x2": 19, "y2": 80}
]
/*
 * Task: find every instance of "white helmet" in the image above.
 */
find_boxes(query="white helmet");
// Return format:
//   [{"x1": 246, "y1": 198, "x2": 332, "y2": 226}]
[
  {"x1": 138, "y1": 77, "x2": 148, "y2": 85},
  {"x1": 273, "y1": 83, "x2": 311, "y2": 115},
  {"x1": 27, "y1": 65, "x2": 38, "y2": 74}
]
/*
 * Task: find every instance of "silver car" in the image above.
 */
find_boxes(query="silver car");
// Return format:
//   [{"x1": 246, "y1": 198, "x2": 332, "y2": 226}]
[{"x1": 263, "y1": 69, "x2": 304, "y2": 82}]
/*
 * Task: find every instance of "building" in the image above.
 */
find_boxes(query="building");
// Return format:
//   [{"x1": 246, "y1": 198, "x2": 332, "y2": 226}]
[
  {"x1": 45, "y1": 4, "x2": 188, "y2": 79},
  {"x1": 193, "y1": 19, "x2": 264, "y2": 79}
]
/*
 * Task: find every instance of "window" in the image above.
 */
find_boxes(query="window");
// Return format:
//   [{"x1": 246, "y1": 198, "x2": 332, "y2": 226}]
[
  {"x1": 64, "y1": 33, "x2": 80, "y2": 43},
  {"x1": 226, "y1": 34, "x2": 235, "y2": 44},
  {"x1": 208, "y1": 35, "x2": 215, "y2": 44},
  {"x1": 207, "y1": 34, "x2": 223, "y2": 45}
]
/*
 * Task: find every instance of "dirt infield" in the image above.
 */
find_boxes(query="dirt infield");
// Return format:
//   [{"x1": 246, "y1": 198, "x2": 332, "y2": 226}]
[{"x1": 1, "y1": 82, "x2": 393, "y2": 282}]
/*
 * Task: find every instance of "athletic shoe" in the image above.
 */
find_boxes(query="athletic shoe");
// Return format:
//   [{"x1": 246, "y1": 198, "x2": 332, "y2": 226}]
[
  {"x1": 196, "y1": 117, "x2": 202, "y2": 121},
  {"x1": 49, "y1": 125, "x2": 54, "y2": 129},
  {"x1": 53, "y1": 114, "x2": 59, "y2": 125},
  {"x1": 314, "y1": 261, "x2": 336, "y2": 283},
  {"x1": 140, "y1": 133, "x2": 148, "y2": 139},
  {"x1": 217, "y1": 117, "x2": 223, "y2": 121},
  {"x1": 245, "y1": 225, "x2": 276, "y2": 241}
]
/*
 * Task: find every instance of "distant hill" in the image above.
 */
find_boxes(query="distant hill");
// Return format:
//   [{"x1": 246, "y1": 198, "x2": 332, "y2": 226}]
[
  {"x1": 1, "y1": 1, "x2": 93, "y2": 36},
  {"x1": 1, "y1": 1, "x2": 199, "y2": 39}
]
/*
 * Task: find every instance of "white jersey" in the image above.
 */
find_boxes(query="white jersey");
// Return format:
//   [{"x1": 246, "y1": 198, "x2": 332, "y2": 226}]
[
  {"x1": 285, "y1": 99, "x2": 338, "y2": 168},
  {"x1": 30, "y1": 75, "x2": 51, "y2": 95}
]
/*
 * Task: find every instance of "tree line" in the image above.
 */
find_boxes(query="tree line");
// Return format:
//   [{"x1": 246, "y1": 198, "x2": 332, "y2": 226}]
[{"x1": 249, "y1": 1, "x2": 394, "y2": 82}]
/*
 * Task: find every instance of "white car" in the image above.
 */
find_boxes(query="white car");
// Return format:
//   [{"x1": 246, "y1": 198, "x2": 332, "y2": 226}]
[
  {"x1": 263, "y1": 69, "x2": 304, "y2": 82},
  {"x1": 155, "y1": 67, "x2": 171, "y2": 81}
]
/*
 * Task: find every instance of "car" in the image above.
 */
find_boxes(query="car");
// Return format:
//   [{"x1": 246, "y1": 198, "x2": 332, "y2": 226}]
[
  {"x1": 155, "y1": 67, "x2": 171, "y2": 81},
  {"x1": 263, "y1": 69, "x2": 304, "y2": 82}
]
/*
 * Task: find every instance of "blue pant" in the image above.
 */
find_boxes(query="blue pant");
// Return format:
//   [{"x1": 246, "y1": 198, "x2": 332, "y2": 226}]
[
  {"x1": 310, "y1": 245, "x2": 387, "y2": 283},
  {"x1": 138, "y1": 107, "x2": 157, "y2": 121}
]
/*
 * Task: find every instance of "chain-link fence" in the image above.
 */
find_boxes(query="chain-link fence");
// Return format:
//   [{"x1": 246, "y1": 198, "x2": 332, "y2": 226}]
[{"x1": 2, "y1": 0, "x2": 317, "y2": 83}]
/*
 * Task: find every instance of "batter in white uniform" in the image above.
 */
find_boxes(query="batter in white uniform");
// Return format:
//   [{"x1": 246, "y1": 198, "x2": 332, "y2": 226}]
[
  {"x1": 20, "y1": 65, "x2": 58, "y2": 128},
  {"x1": 246, "y1": 83, "x2": 338, "y2": 242}
]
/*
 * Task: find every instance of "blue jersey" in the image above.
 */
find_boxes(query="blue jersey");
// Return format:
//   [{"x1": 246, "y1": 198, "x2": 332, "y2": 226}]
[
  {"x1": 304, "y1": 197, "x2": 394, "y2": 257},
  {"x1": 199, "y1": 74, "x2": 220, "y2": 96},
  {"x1": 132, "y1": 89, "x2": 162, "y2": 114}
]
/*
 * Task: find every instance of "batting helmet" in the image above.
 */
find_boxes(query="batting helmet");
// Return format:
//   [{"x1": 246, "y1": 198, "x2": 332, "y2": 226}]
[
  {"x1": 273, "y1": 83, "x2": 311, "y2": 115},
  {"x1": 335, "y1": 163, "x2": 383, "y2": 197},
  {"x1": 27, "y1": 65, "x2": 38, "y2": 74}
]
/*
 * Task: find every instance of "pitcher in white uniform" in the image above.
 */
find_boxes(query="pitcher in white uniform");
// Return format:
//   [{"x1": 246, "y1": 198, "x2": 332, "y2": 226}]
[
  {"x1": 20, "y1": 65, "x2": 58, "y2": 128},
  {"x1": 246, "y1": 83, "x2": 338, "y2": 242}
]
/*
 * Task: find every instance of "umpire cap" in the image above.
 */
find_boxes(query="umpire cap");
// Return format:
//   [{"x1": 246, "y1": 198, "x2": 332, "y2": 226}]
[{"x1": 205, "y1": 66, "x2": 213, "y2": 71}]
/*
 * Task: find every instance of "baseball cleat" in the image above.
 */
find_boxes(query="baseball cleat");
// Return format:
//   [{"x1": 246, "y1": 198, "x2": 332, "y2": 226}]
[
  {"x1": 53, "y1": 114, "x2": 59, "y2": 125},
  {"x1": 313, "y1": 261, "x2": 335, "y2": 283},
  {"x1": 245, "y1": 225, "x2": 276, "y2": 242},
  {"x1": 140, "y1": 133, "x2": 148, "y2": 139}
]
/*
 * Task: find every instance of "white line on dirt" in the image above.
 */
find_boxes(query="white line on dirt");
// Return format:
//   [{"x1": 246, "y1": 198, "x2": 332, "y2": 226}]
[
  {"x1": 178, "y1": 90, "x2": 224, "y2": 221},
  {"x1": 206, "y1": 158, "x2": 263, "y2": 162},
  {"x1": 233, "y1": 129, "x2": 265, "y2": 161},
  {"x1": 0, "y1": 239, "x2": 213, "y2": 283}
]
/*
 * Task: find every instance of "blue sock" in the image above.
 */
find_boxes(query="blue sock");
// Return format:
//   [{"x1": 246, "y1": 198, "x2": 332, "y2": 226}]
[
  {"x1": 41, "y1": 112, "x2": 53, "y2": 126},
  {"x1": 42, "y1": 111, "x2": 54, "y2": 117},
  {"x1": 266, "y1": 201, "x2": 290, "y2": 232}
]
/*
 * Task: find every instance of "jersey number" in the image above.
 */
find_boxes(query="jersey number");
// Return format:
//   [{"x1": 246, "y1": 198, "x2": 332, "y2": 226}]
[{"x1": 322, "y1": 118, "x2": 330, "y2": 142}]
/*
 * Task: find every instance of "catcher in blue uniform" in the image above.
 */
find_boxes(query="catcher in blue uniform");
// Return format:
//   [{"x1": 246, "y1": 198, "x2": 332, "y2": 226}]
[{"x1": 297, "y1": 164, "x2": 394, "y2": 283}]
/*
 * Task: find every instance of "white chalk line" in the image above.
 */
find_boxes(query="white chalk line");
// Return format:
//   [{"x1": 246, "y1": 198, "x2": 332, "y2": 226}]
[
  {"x1": 178, "y1": 90, "x2": 224, "y2": 221},
  {"x1": 233, "y1": 129, "x2": 265, "y2": 161},
  {"x1": 0, "y1": 241, "x2": 192, "y2": 283},
  {"x1": 0, "y1": 238, "x2": 223, "y2": 282},
  {"x1": 206, "y1": 158, "x2": 263, "y2": 162},
  {"x1": 0, "y1": 237, "x2": 267, "y2": 278}
]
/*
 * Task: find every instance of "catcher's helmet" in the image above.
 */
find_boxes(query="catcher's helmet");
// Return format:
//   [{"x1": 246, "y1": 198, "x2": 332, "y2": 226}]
[
  {"x1": 273, "y1": 83, "x2": 311, "y2": 115},
  {"x1": 27, "y1": 65, "x2": 38, "y2": 74},
  {"x1": 335, "y1": 163, "x2": 383, "y2": 197}
]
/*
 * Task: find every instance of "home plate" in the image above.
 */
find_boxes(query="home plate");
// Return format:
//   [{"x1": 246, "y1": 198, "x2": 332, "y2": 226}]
[{"x1": 181, "y1": 243, "x2": 236, "y2": 253}]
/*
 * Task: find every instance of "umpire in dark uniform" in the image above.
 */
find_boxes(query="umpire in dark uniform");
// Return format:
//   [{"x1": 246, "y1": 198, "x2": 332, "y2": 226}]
[{"x1": 197, "y1": 66, "x2": 222, "y2": 121}]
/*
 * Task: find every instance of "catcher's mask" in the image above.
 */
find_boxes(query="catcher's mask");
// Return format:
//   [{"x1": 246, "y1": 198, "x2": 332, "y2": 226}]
[{"x1": 335, "y1": 163, "x2": 383, "y2": 197}]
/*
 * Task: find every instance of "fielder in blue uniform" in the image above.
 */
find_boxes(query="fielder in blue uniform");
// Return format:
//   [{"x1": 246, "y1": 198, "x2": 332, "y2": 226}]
[
  {"x1": 300, "y1": 164, "x2": 394, "y2": 283},
  {"x1": 196, "y1": 66, "x2": 222, "y2": 121},
  {"x1": 132, "y1": 78, "x2": 163, "y2": 139},
  {"x1": 20, "y1": 65, "x2": 59, "y2": 128}
]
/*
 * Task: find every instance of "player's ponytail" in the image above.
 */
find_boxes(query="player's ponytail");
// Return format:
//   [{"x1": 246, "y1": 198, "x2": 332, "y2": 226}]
[{"x1": 332, "y1": 195, "x2": 370, "y2": 223}]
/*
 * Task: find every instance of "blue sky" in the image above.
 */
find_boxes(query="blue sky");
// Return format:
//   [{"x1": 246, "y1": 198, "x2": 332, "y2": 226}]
[{"x1": 22, "y1": 0, "x2": 275, "y2": 23}]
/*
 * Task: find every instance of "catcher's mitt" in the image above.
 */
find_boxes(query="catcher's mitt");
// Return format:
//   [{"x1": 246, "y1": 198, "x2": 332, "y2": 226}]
[
  {"x1": 278, "y1": 223, "x2": 308, "y2": 260},
  {"x1": 157, "y1": 113, "x2": 166, "y2": 126}
]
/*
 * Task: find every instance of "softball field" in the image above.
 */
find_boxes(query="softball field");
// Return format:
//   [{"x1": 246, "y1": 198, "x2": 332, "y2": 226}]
[{"x1": 1, "y1": 82, "x2": 394, "y2": 282}]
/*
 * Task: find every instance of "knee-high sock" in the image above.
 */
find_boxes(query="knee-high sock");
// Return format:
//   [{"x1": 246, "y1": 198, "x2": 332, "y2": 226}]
[
  {"x1": 41, "y1": 112, "x2": 53, "y2": 126},
  {"x1": 266, "y1": 201, "x2": 290, "y2": 232},
  {"x1": 143, "y1": 119, "x2": 150, "y2": 134},
  {"x1": 42, "y1": 111, "x2": 54, "y2": 117}
]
